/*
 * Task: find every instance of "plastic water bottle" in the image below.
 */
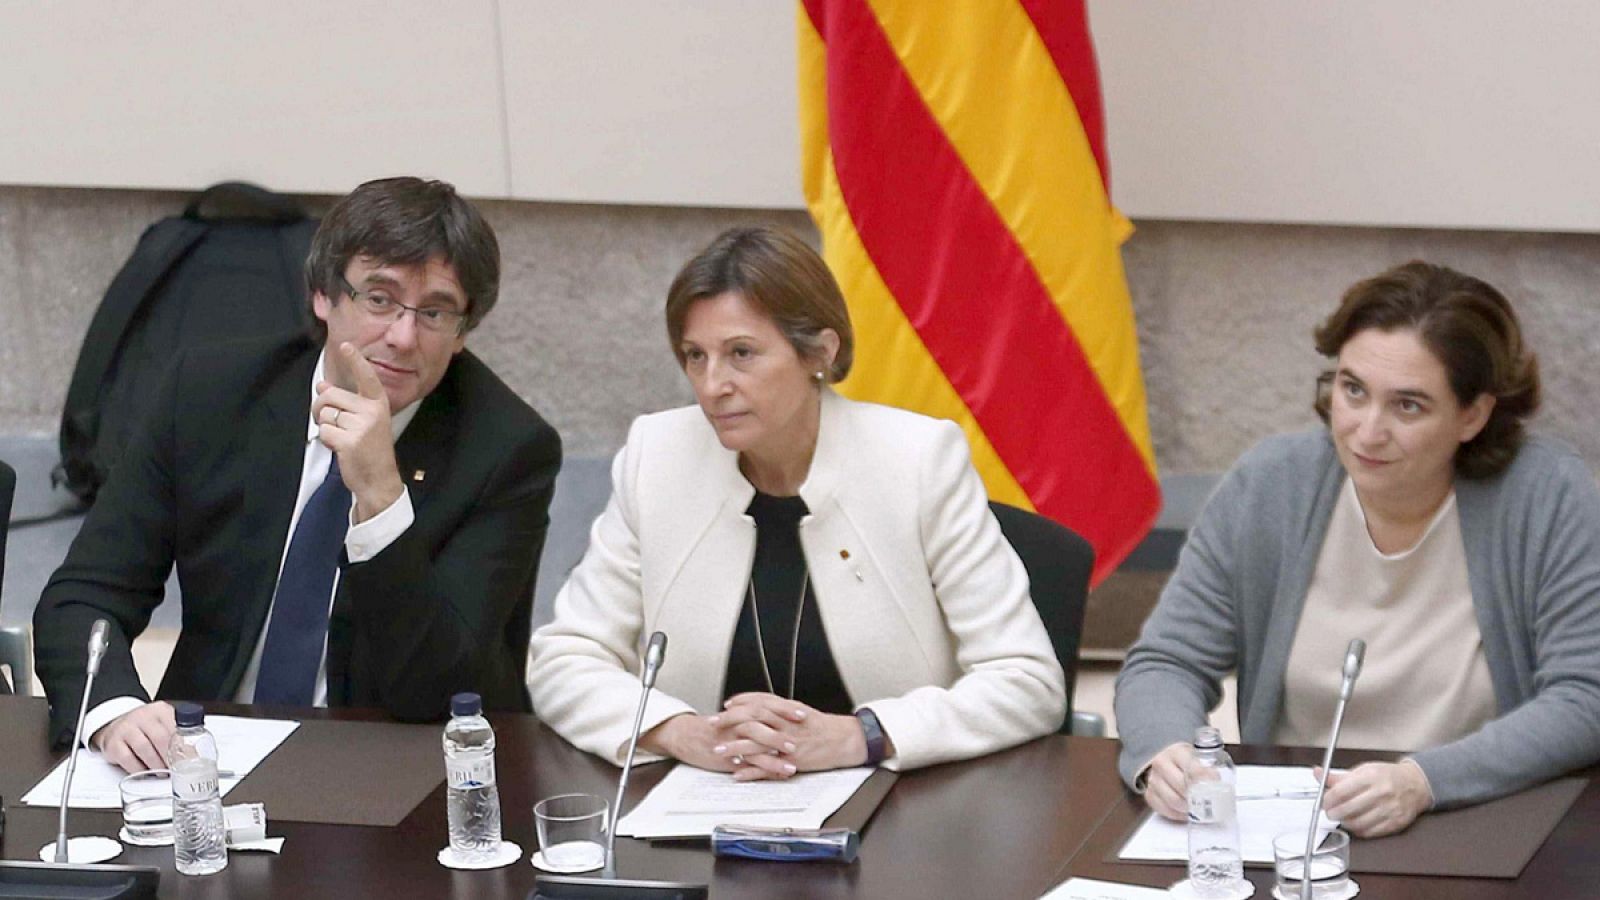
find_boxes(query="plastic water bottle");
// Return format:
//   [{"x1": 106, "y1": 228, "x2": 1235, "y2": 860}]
[
  {"x1": 444, "y1": 692, "x2": 502, "y2": 857},
  {"x1": 170, "y1": 702, "x2": 227, "y2": 876},
  {"x1": 1186, "y1": 726, "x2": 1244, "y2": 897}
]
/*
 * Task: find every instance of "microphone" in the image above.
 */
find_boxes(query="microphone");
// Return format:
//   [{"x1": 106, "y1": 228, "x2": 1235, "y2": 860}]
[
  {"x1": 535, "y1": 632, "x2": 707, "y2": 899},
  {"x1": 1338, "y1": 639, "x2": 1365, "y2": 702},
  {"x1": 641, "y1": 631, "x2": 666, "y2": 691},
  {"x1": 52, "y1": 619, "x2": 116, "y2": 864},
  {"x1": 608, "y1": 632, "x2": 667, "y2": 875},
  {"x1": 1300, "y1": 638, "x2": 1365, "y2": 900},
  {"x1": 87, "y1": 619, "x2": 109, "y2": 676}
]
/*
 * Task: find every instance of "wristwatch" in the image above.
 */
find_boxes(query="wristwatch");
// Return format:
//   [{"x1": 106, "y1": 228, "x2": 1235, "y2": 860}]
[{"x1": 854, "y1": 707, "x2": 888, "y2": 765}]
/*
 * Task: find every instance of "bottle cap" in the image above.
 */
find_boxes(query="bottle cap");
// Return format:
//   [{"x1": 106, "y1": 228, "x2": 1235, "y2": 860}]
[
  {"x1": 173, "y1": 702, "x2": 205, "y2": 728},
  {"x1": 1193, "y1": 725, "x2": 1223, "y2": 749},
  {"x1": 450, "y1": 692, "x2": 482, "y2": 717}
]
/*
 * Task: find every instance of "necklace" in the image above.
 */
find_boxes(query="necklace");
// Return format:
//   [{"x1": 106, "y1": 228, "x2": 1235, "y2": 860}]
[{"x1": 747, "y1": 570, "x2": 809, "y2": 699}]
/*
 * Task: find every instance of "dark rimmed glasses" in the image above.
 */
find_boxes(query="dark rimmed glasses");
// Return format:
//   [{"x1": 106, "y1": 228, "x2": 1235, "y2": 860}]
[{"x1": 339, "y1": 276, "x2": 467, "y2": 335}]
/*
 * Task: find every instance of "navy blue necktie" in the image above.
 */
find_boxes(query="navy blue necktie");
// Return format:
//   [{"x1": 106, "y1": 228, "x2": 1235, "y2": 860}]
[{"x1": 255, "y1": 456, "x2": 351, "y2": 705}]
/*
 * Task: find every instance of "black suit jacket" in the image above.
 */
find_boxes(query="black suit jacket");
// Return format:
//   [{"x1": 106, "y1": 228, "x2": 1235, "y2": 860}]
[{"x1": 34, "y1": 333, "x2": 561, "y2": 746}]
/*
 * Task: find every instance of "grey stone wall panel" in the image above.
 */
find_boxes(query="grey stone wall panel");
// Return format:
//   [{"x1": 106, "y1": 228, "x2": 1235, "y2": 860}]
[{"x1": 1, "y1": 186, "x2": 1594, "y2": 475}]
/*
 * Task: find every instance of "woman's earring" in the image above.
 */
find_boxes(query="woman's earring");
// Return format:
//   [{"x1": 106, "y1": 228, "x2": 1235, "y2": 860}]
[{"x1": 813, "y1": 371, "x2": 826, "y2": 383}]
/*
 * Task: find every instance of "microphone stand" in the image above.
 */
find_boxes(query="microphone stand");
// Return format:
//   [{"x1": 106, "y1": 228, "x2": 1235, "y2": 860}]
[
  {"x1": 1300, "y1": 638, "x2": 1365, "y2": 900},
  {"x1": 535, "y1": 632, "x2": 708, "y2": 899},
  {"x1": 54, "y1": 619, "x2": 111, "y2": 863},
  {"x1": 606, "y1": 631, "x2": 666, "y2": 877},
  {"x1": 8, "y1": 620, "x2": 160, "y2": 894}
]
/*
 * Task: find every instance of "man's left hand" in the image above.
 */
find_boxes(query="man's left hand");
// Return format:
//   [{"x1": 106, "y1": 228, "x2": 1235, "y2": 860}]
[
  {"x1": 314, "y1": 342, "x2": 404, "y2": 522},
  {"x1": 710, "y1": 693, "x2": 875, "y2": 781},
  {"x1": 1320, "y1": 759, "x2": 1433, "y2": 837}
]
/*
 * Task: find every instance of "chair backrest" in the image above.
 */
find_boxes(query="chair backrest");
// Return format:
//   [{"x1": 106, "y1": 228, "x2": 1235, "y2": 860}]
[
  {"x1": 0, "y1": 457, "x2": 12, "y2": 571},
  {"x1": 0, "y1": 626, "x2": 27, "y2": 696},
  {"x1": 0, "y1": 459, "x2": 16, "y2": 694},
  {"x1": 989, "y1": 501, "x2": 1095, "y2": 734}
]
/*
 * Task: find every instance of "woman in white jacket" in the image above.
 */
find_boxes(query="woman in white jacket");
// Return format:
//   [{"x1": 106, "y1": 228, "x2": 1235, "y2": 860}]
[{"x1": 528, "y1": 226, "x2": 1065, "y2": 778}]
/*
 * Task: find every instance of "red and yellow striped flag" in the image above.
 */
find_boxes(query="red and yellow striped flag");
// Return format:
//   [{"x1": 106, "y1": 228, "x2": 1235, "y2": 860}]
[{"x1": 799, "y1": 0, "x2": 1158, "y2": 584}]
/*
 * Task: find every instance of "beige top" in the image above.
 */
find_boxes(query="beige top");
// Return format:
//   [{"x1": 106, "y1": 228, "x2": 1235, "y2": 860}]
[{"x1": 1273, "y1": 478, "x2": 1496, "y2": 750}]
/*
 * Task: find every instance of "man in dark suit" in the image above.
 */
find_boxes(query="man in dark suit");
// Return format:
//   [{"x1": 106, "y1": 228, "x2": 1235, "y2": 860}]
[{"x1": 34, "y1": 178, "x2": 562, "y2": 770}]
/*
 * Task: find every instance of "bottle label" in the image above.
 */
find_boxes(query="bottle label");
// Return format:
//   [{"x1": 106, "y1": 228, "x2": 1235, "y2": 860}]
[
  {"x1": 172, "y1": 760, "x2": 219, "y2": 801},
  {"x1": 1187, "y1": 781, "x2": 1235, "y2": 824},
  {"x1": 446, "y1": 756, "x2": 496, "y2": 789}
]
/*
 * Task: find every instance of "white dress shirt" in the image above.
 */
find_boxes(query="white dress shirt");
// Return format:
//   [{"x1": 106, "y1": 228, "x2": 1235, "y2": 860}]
[{"x1": 83, "y1": 351, "x2": 419, "y2": 742}]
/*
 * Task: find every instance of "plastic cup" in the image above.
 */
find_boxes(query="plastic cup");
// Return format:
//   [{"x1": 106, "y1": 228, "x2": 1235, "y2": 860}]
[
  {"x1": 120, "y1": 769, "x2": 174, "y2": 845},
  {"x1": 534, "y1": 793, "x2": 608, "y2": 872},
  {"x1": 1272, "y1": 828, "x2": 1350, "y2": 899}
]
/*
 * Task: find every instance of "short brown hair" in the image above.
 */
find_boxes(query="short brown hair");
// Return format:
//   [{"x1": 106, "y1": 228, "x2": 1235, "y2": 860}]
[
  {"x1": 304, "y1": 177, "x2": 500, "y2": 341},
  {"x1": 664, "y1": 226, "x2": 854, "y2": 382},
  {"x1": 1312, "y1": 261, "x2": 1540, "y2": 479}
]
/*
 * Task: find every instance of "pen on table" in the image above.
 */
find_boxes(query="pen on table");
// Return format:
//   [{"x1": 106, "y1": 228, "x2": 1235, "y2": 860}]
[{"x1": 1237, "y1": 787, "x2": 1318, "y2": 801}]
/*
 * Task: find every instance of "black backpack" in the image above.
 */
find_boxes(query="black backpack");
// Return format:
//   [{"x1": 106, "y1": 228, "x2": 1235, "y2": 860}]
[{"x1": 54, "y1": 182, "x2": 319, "y2": 505}]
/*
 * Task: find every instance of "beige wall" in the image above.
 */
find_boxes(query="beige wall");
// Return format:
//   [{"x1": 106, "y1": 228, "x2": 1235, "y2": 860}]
[
  {"x1": 6, "y1": 3, "x2": 1600, "y2": 230},
  {"x1": 3, "y1": 185, "x2": 1595, "y2": 475},
  {"x1": 1090, "y1": 1, "x2": 1600, "y2": 231}
]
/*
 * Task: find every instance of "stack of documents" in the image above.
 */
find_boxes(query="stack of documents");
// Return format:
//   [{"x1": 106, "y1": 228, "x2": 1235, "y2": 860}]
[
  {"x1": 1119, "y1": 765, "x2": 1337, "y2": 864},
  {"x1": 616, "y1": 764, "x2": 874, "y2": 839}
]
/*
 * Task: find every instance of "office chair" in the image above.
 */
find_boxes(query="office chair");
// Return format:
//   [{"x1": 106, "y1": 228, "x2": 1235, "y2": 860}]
[
  {"x1": 989, "y1": 501, "x2": 1104, "y2": 737},
  {"x1": 0, "y1": 459, "x2": 24, "y2": 695},
  {"x1": 0, "y1": 627, "x2": 25, "y2": 696}
]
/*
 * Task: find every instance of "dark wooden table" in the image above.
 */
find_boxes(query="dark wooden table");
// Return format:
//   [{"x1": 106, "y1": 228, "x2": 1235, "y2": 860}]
[
  {"x1": 7, "y1": 697, "x2": 1596, "y2": 898},
  {"x1": 0, "y1": 697, "x2": 1124, "y2": 899},
  {"x1": 1058, "y1": 744, "x2": 1600, "y2": 899}
]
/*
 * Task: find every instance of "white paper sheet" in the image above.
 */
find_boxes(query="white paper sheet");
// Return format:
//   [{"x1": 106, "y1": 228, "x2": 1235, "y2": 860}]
[
  {"x1": 21, "y1": 715, "x2": 300, "y2": 809},
  {"x1": 1118, "y1": 765, "x2": 1339, "y2": 864},
  {"x1": 615, "y1": 764, "x2": 875, "y2": 839},
  {"x1": 1040, "y1": 877, "x2": 1173, "y2": 900}
]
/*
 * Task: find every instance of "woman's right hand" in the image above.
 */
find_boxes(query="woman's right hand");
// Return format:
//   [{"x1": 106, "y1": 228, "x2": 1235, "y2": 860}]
[
  {"x1": 1141, "y1": 741, "x2": 1194, "y2": 821},
  {"x1": 638, "y1": 713, "x2": 737, "y2": 772}
]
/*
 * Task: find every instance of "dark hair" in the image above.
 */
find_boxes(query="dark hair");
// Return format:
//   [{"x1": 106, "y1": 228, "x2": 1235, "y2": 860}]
[
  {"x1": 1312, "y1": 261, "x2": 1540, "y2": 479},
  {"x1": 303, "y1": 177, "x2": 499, "y2": 340},
  {"x1": 664, "y1": 226, "x2": 854, "y2": 382}
]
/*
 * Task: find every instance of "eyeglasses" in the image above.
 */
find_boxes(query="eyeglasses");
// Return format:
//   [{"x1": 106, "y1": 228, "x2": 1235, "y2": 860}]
[{"x1": 339, "y1": 277, "x2": 467, "y2": 335}]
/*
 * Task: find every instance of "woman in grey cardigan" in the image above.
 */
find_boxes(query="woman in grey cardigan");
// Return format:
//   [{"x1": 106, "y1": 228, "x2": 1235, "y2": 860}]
[{"x1": 1115, "y1": 261, "x2": 1600, "y2": 837}]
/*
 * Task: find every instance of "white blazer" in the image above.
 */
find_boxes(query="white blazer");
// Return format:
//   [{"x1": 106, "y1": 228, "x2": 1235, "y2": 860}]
[{"x1": 527, "y1": 390, "x2": 1066, "y2": 770}]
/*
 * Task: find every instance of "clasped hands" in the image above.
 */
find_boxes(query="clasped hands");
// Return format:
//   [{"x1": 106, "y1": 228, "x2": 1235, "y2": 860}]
[
  {"x1": 641, "y1": 692, "x2": 870, "y2": 782},
  {"x1": 1141, "y1": 740, "x2": 1434, "y2": 838}
]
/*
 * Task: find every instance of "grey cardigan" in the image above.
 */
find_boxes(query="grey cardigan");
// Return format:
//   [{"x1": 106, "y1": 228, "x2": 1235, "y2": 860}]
[{"x1": 1115, "y1": 431, "x2": 1600, "y2": 809}]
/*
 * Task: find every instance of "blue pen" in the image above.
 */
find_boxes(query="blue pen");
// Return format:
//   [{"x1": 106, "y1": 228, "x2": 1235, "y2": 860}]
[{"x1": 710, "y1": 825, "x2": 860, "y2": 863}]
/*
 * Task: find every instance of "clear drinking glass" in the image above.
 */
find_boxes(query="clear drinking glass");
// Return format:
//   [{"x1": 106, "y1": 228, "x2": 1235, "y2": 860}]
[
  {"x1": 1272, "y1": 828, "x2": 1350, "y2": 899},
  {"x1": 120, "y1": 769, "x2": 175, "y2": 846},
  {"x1": 533, "y1": 793, "x2": 609, "y2": 872}
]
